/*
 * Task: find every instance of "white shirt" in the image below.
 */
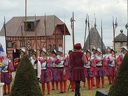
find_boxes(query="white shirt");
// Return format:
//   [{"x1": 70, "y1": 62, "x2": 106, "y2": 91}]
[
  {"x1": 38, "y1": 57, "x2": 47, "y2": 70},
  {"x1": 96, "y1": 55, "x2": 102, "y2": 66},
  {"x1": 56, "y1": 55, "x2": 64, "y2": 67},
  {"x1": 30, "y1": 57, "x2": 36, "y2": 69},
  {"x1": 84, "y1": 60, "x2": 91, "y2": 68}
]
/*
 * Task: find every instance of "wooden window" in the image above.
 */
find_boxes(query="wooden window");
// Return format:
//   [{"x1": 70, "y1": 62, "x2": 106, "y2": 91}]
[
  {"x1": 48, "y1": 44, "x2": 52, "y2": 50},
  {"x1": 53, "y1": 44, "x2": 56, "y2": 50},
  {"x1": 59, "y1": 44, "x2": 62, "y2": 47},
  {"x1": 24, "y1": 22, "x2": 35, "y2": 31},
  {"x1": 20, "y1": 40, "x2": 25, "y2": 47},
  {"x1": 7, "y1": 41, "x2": 12, "y2": 48}
]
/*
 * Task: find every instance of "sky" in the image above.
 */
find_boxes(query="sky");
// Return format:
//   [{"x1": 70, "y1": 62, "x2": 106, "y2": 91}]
[{"x1": 0, "y1": 0, "x2": 127, "y2": 53}]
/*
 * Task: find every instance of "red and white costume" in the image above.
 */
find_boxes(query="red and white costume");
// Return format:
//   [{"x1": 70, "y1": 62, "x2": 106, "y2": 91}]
[{"x1": 1, "y1": 56, "x2": 14, "y2": 95}]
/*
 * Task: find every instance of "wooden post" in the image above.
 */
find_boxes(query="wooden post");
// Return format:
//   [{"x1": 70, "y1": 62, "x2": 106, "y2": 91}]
[
  {"x1": 113, "y1": 17, "x2": 118, "y2": 50},
  {"x1": 54, "y1": 16, "x2": 56, "y2": 50},
  {"x1": 44, "y1": 14, "x2": 47, "y2": 56},
  {"x1": 4, "y1": 17, "x2": 7, "y2": 53},
  {"x1": 83, "y1": 14, "x2": 88, "y2": 52},
  {"x1": 35, "y1": 15, "x2": 38, "y2": 58},
  {"x1": 64, "y1": 22, "x2": 66, "y2": 56},
  {"x1": 113, "y1": 17, "x2": 115, "y2": 50},
  {"x1": 88, "y1": 15, "x2": 91, "y2": 51},
  {"x1": 101, "y1": 20, "x2": 103, "y2": 54},
  {"x1": 126, "y1": 0, "x2": 128, "y2": 48},
  {"x1": 25, "y1": 0, "x2": 27, "y2": 54},
  {"x1": 94, "y1": 18, "x2": 97, "y2": 48},
  {"x1": 71, "y1": 12, "x2": 75, "y2": 50}
]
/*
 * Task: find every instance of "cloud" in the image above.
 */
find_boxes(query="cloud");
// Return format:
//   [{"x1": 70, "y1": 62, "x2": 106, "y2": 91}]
[{"x1": 0, "y1": 0, "x2": 127, "y2": 52}]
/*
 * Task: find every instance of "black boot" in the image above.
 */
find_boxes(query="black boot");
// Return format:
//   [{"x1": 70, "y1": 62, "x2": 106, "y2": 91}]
[{"x1": 78, "y1": 93, "x2": 81, "y2": 96}]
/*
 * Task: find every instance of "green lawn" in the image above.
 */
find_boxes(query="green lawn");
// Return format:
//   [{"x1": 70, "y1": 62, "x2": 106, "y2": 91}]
[{"x1": 5, "y1": 77, "x2": 110, "y2": 96}]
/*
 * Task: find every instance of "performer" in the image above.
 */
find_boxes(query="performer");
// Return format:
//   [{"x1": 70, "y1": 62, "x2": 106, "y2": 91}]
[
  {"x1": 51, "y1": 50, "x2": 59, "y2": 90},
  {"x1": 12, "y1": 42, "x2": 20, "y2": 70},
  {"x1": 95, "y1": 48, "x2": 105, "y2": 88},
  {"x1": 91, "y1": 47, "x2": 97, "y2": 86},
  {"x1": 84, "y1": 50, "x2": 94, "y2": 90},
  {"x1": 14, "y1": 47, "x2": 26, "y2": 69},
  {"x1": 19, "y1": 47, "x2": 26, "y2": 58},
  {"x1": 110, "y1": 49, "x2": 117, "y2": 83},
  {"x1": 30, "y1": 49, "x2": 39, "y2": 77},
  {"x1": 116, "y1": 46, "x2": 127, "y2": 69},
  {"x1": 1, "y1": 55, "x2": 14, "y2": 95},
  {"x1": 57, "y1": 47, "x2": 67, "y2": 93},
  {"x1": 39, "y1": 48, "x2": 52, "y2": 95},
  {"x1": 67, "y1": 50, "x2": 75, "y2": 92},
  {"x1": 104, "y1": 47, "x2": 112, "y2": 85},
  {"x1": 69, "y1": 43, "x2": 87, "y2": 96}
]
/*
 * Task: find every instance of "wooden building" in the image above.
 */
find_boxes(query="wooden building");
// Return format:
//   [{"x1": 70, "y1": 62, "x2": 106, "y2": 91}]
[
  {"x1": 0, "y1": 15, "x2": 70, "y2": 57},
  {"x1": 114, "y1": 29, "x2": 127, "y2": 53}
]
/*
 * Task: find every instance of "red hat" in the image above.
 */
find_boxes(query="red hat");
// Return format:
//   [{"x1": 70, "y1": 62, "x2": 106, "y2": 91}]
[
  {"x1": 74, "y1": 43, "x2": 82, "y2": 49},
  {"x1": 12, "y1": 41, "x2": 17, "y2": 46}
]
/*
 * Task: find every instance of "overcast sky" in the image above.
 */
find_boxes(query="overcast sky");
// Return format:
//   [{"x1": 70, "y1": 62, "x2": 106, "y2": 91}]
[{"x1": 0, "y1": 0, "x2": 127, "y2": 53}]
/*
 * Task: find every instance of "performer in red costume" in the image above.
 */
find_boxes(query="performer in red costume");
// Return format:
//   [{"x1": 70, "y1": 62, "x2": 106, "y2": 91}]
[
  {"x1": 95, "y1": 48, "x2": 105, "y2": 88},
  {"x1": 84, "y1": 50, "x2": 94, "y2": 90},
  {"x1": 110, "y1": 49, "x2": 117, "y2": 83},
  {"x1": 104, "y1": 47, "x2": 112, "y2": 85},
  {"x1": 69, "y1": 43, "x2": 87, "y2": 96},
  {"x1": 116, "y1": 46, "x2": 127, "y2": 70},
  {"x1": 51, "y1": 50, "x2": 59, "y2": 90},
  {"x1": 67, "y1": 50, "x2": 75, "y2": 92},
  {"x1": 91, "y1": 47, "x2": 97, "y2": 86},
  {"x1": 0, "y1": 44, "x2": 14, "y2": 95},
  {"x1": 57, "y1": 47, "x2": 67, "y2": 93},
  {"x1": 39, "y1": 48, "x2": 52, "y2": 95}
]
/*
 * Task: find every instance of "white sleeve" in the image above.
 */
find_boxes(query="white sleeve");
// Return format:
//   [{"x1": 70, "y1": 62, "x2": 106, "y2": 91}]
[
  {"x1": 37, "y1": 61, "x2": 41, "y2": 79},
  {"x1": 41, "y1": 61, "x2": 47, "y2": 68}
]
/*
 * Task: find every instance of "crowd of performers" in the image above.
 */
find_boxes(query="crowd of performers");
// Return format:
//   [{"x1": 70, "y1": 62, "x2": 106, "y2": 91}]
[{"x1": 0, "y1": 42, "x2": 127, "y2": 95}]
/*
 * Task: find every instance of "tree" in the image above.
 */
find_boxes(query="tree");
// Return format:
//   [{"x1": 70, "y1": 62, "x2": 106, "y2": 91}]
[
  {"x1": 108, "y1": 53, "x2": 128, "y2": 96},
  {"x1": 10, "y1": 55, "x2": 43, "y2": 96}
]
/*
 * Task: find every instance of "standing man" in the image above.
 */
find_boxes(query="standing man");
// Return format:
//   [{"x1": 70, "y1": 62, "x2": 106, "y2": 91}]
[
  {"x1": 12, "y1": 42, "x2": 20, "y2": 70},
  {"x1": 57, "y1": 47, "x2": 67, "y2": 93},
  {"x1": 69, "y1": 43, "x2": 88, "y2": 96}
]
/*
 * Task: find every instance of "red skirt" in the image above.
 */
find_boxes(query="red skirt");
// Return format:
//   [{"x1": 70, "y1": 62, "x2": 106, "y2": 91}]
[
  {"x1": 110, "y1": 66, "x2": 117, "y2": 77},
  {"x1": 40, "y1": 69, "x2": 52, "y2": 83},
  {"x1": 72, "y1": 68, "x2": 85, "y2": 82},
  {"x1": 1, "y1": 72, "x2": 12, "y2": 85},
  {"x1": 58, "y1": 68, "x2": 68, "y2": 82}
]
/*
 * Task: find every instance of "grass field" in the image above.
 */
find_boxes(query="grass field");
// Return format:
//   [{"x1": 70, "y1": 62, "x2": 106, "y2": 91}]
[{"x1": 5, "y1": 75, "x2": 111, "y2": 96}]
